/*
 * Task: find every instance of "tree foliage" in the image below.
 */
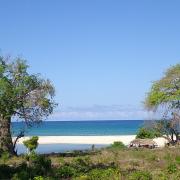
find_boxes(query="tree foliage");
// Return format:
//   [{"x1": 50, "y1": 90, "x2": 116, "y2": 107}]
[
  {"x1": 145, "y1": 64, "x2": 180, "y2": 110},
  {"x1": 0, "y1": 56, "x2": 56, "y2": 125},
  {"x1": 136, "y1": 128, "x2": 158, "y2": 139},
  {"x1": 145, "y1": 64, "x2": 180, "y2": 143}
]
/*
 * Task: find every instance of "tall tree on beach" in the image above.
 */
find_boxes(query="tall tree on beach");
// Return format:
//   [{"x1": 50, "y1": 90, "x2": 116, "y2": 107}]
[
  {"x1": 145, "y1": 64, "x2": 180, "y2": 144},
  {"x1": 0, "y1": 56, "x2": 56, "y2": 155}
]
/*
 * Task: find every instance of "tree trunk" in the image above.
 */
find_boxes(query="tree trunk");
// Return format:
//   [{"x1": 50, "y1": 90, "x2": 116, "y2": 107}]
[
  {"x1": 0, "y1": 116, "x2": 14, "y2": 155},
  {"x1": 13, "y1": 131, "x2": 24, "y2": 155},
  {"x1": 175, "y1": 133, "x2": 179, "y2": 143}
]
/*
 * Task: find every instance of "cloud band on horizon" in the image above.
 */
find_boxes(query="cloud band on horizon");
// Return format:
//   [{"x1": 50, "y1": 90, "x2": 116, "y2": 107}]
[{"x1": 50, "y1": 105, "x2": 155, "y2": 121}]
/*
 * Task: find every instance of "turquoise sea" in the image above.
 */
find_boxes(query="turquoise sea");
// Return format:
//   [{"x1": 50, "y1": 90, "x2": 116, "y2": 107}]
[
  {"x1": 12, "y1": 120, "x2": 144, "y2": 154},
  {"x1": 12, "y1": 120, "x2": 144, "y2": 136}
]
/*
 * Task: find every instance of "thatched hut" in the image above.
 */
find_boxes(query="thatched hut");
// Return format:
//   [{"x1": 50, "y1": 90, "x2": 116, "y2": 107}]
[{"x1": 129, "y1": 139, "x2": 158, "y2": 149}]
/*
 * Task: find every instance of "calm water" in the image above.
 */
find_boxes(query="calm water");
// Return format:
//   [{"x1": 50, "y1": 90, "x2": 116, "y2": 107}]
[
  {"x1": 12, "y1": 120, "x2": 144, "y2": 136},
  {"x1": 16, "y1": 144, "x2": 107, "y2": 154}
]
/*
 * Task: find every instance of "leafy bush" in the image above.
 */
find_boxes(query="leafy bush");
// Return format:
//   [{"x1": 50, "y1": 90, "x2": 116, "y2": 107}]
[
  {"x1": 73, "y1": 175, "x2": 89, "y2": 180},
  {"x1": 57, "y1": 157, "x2": 92, "y2": 179},
  {"x1": 30, "y1": 154, "x2": 52, "y2": 177},
  {"x1": 0, "y1": 164, "x2": 13, "y2": 179},
  {"x1": 173, "y1": 171, "x2": 180, "y2": 179},
  {"x1": 109, "y1": 141, "x2": 126, "y2": 150},
  {"x1": 0, "y1": 151, "x2": 9, "y2": 164},
  {"x1": 167, "y1": 163, "x2": 177, "y2": 174},
  {"x1": 152, "y1": 172, "x2": 168, "y2": 180},
  {"x1": 57, "y1": 165, "x2": 76, "y2": 178},
  {"x1": 136, "y1": 128, "x2": 156, "y2": 139},
  {"x1": 23, "y1": 136, "x2": 39, "y2": 153},
  {"x1": 11, "y1": 171, "x2": 29, "y2": 180},
  {"x1": 33, "y1": 176, "x2": 44, "y2": 180},
  {"x1": 128, "y1": 171, "x2": 152, "y2": 180},
  {"x1": 87, "y1": 168, "x2": 120, "y2": 180},
  {"x1": 10, "y1": 154, "x2": 52, "y2": 179},
  {"x1": 33, "y1": 176, "x2": 52, "y2": 180},
  {"x1": 175, "y1": 155, "x2": 180, "y2": 165},
  {"x1": 72, "y1": 157, "x2": 91, "y2": 173}
]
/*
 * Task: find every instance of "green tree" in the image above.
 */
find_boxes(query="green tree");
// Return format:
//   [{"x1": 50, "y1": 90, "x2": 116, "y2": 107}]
[
  {"x1": 0, "y1": 56, "x2": 56, "y2": 155},
  {"x1": 145, "y1": 64, "x2": 180, "y2": 144}
]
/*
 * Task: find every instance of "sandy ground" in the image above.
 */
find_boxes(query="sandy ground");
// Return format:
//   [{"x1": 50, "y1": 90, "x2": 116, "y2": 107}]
[{"x1": 14, "y1": 135, "x2": 168, "y2": 147}]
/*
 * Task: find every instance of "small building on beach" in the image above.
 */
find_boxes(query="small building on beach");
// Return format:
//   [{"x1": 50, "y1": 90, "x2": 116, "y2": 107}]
[{"x1": 129, "y1": 139, "x2": 158, "y2": 149}]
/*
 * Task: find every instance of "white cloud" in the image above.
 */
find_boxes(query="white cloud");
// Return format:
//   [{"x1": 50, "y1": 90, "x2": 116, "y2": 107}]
[{"x1": 49, "y1": 105, "x2": 155, "y2": 121}]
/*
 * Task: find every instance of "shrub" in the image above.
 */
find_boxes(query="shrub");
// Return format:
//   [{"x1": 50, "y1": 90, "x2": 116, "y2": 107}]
[
  {"x1": 72, "y1": 157, "x2": 91, "y2": 173},
  {"x1": 152, "y1": 172, "x2": 168, "y2": 180},
  {"x1": 0, "y1": 151, "x2": 9, "y2": 164},
  {"x1": 57, "y1": 156, "x2": 92, "y2": 178},
  {"x1": 11, "y1": 171, "x2": 29, "y2": 180},
  {"x1": 128, "y1": 171, "x2": 152, "y2": 180},
  {"x1": 173, "y1": 171, "x2": 180, "y2": 179},
  {"x1": 167, "y1": 163, "x2": 177, "y2": 174},
  {"x1": 175, "y1": 155, "x2": 180, "y2": 165},
  {"x1": 11, "y1": 154, "x2": 52, "y2": 179},
  {"x1": 32, "y1": 154, "x2": 52, "y2": 176},
  {"x1": 73, "y1": 175, "x2": 89, "y2": 180},
  {"x1": 109, "y1": 141, "x2": 126, "y2": 150},
  {"x1": 57, "y1": 165, "x2": 76, "y2": 178},
  {"x1": 20, "y1": 153, "x2": 52, "y2": 178},
  {"x1": 33, "y1": 176, "x2": 44, "y2": 180},
  {"x1": 23, "y1": 136, "x2": 39, "y2": 154},
  {"x1": 87, "y1": 168, "x2": 120, "y2": 180},
  {"x1": 136, "y1": 128, "x2": 156, "y2": 139},
  {"x1": 0, "y1": 164, "x2": 13, "y2": 179}
]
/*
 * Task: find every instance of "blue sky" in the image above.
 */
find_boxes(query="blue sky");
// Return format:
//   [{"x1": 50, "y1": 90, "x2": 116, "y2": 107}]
[{"x1": 0, "y1": 0, "x2": 180, "y2": 120}]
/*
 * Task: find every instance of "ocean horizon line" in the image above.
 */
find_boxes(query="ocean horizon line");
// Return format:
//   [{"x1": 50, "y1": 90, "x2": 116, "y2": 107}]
[{"x1": 12, "y1": 119, "x2": 149, "y2": 123}]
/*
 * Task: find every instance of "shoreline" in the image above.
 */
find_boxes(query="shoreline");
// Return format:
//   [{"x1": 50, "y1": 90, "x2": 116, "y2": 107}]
[{"x1": 14, "y1": 135, "x2": 168, "y2": 147}]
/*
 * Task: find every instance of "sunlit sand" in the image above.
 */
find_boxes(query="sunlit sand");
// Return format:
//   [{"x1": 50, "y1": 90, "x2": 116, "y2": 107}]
[{"x1": 14, "y1": 135, "x2": 168, "y2": 147}]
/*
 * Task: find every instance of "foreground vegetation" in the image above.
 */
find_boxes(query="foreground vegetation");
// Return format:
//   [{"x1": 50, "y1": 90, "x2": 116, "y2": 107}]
[{"x1": 0, "y1": 143, "x2": 180, "y2": 180}]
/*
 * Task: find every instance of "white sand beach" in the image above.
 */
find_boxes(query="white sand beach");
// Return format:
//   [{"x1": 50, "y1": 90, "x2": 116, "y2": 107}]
[{"x1": 14, "y1": 135, "x2": 168, "y2": 147}]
